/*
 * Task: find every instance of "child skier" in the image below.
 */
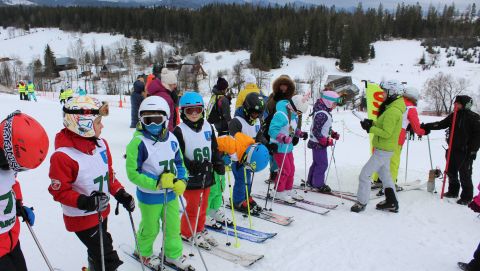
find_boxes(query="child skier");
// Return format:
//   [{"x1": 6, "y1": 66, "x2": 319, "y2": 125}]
[
  {"x1": 0, "y1": 111, "x2": 49, "y2": 271},
  {"x1": 172, "y1": 91, "x2": 225, "y2": 250},
  {"x1": 458, "y1": 184, "x2": 480, "y2": 270},
  {"x1": 49, "y1": 96, "x2": 135, "y2": 271},
  {"x1": 307, "y1": 90, "x2": 342, "y2": 193},
  {"x1": 268, "y1": 96, "x2": 308, "y2": 203},
  {"x1": 125, "y1": 96, "x2": 193, "y2": 270}
]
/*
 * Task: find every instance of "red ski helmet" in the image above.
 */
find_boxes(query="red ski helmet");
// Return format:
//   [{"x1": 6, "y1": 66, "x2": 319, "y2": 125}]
[{"x1": 0, "y1": 111, "x2": 49, "y2": 172}]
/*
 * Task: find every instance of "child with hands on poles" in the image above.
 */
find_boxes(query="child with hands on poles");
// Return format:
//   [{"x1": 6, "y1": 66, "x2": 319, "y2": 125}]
[
  {"x1": 0, "y1": 111, "x2": 49, "y2": 271},
  {"x1": 125, "y1": 96, "x2": 193, "y2": 271},
  {"x1": 48, "y1": 96, "x2": 135, "y2": 271},
  {"x1": 173, "y1": 91, "x2": 225, "y2": 250}
]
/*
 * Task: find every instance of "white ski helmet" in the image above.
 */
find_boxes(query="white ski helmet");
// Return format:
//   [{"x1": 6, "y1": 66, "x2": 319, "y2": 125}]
[
  {"x1": 403, "y1": 87, "x2": 420, "y2": 102},
  {"x1": 63, "y1": 96, "x2": 108, "y2": 138},
  {"x1": 291, "y1": 95, "x2": 309, "y2": 114},
  {"x1": 139, "y1": 96, "x2": 170, "y2": 124},
  {"x1": 380, "y1": 80, "x2": 403, "y2": 96}
]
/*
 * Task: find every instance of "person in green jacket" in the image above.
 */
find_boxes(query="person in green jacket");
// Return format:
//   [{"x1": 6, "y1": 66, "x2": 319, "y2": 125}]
[{"x1": 351, "y1": 81, "x2": 406, "y2": 213}]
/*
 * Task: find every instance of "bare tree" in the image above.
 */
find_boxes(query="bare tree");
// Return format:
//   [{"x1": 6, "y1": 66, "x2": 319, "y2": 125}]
[
  {"x1": 305, "y1": 61, "x2": 326, "y2": 101},
  {"x1": 67, "y1": 38, "x2": 86, "y2": 71},
  {"x1": 154, "y1": 44, "x2": 165, "y2": 65},
  {"x1": 0, "y1": 62, "x2": 13, "y2": 87},
  {"x1": 424, "y1": 72, "x2": 469, "y2": 115},
  {"x1": 231, "y1": 61, "x2": 244, "y2": 96},
  {"x1": 251, "y1": 68, "x2": 272, "y2": 94}
]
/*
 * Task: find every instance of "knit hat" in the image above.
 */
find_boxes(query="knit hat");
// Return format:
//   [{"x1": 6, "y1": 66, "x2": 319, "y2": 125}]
[
  {"x1": 244, "y1": 74, "x2": 256, "y2": 85},
  {"x1": 161, "y1": 68, "x2": 177, "y2": 86},
  {"x1": 321, "y1": 90, "x2": 341, "y2": 109},
  {"x1": 291, "y1": 95, "x2": 309, "y2": 114},
  {"x1": 217, "y1": 77, "x2": 229, "y2": 91}
]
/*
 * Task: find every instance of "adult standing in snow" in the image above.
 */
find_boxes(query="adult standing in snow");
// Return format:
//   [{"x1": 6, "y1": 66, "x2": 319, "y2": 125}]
[
  {"x1": 17, "y1": 81, "x2": 27, "y2": 101},
  {"x1": 130, "y1": 74, "x2": 145, "y2": 128},
  {"x1": 351, "y1": 81, "x2": 406, "y2": 213},
  {"x1": 147, "y1": 68, "x2": 179, "y2": 132},
  {"x1": 0, "y1": 111, "x2": 49, "y2": 271},
  {"x1": 207, "y1": 77, "x2": 231, "y2": 136},
  {"x1": 307, "y1": 90, "x2": 342, "y2": 193},
  {"x1": 49, "y1": 96, "x2": 135, "y2": 271},
  {"x1": 421, "y1": 95, "x2": 480, "y2": 205},
  {"x1": 235, "y1": 74, "x2": 261, "y2": 109}
]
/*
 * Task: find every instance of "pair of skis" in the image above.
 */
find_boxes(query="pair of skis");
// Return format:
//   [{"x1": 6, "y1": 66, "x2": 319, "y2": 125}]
[
  {"x1": 225, "y1": 203, "x2": 294, "y2": 226},
  {"x1": 120, "y1": 244, "x2": 193, "y2": 271},
  {"x1": 251, "y1": 193, "x2": 334, "y2": 215},
  {"x1": 205, "y1": 223, "x2": 276, "y2": 243}
]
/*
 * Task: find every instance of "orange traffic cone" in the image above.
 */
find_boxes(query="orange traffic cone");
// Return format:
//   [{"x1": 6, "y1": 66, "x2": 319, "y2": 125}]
[{"x1": 119, "y1": 98, "x2": 123, "y2": 108}]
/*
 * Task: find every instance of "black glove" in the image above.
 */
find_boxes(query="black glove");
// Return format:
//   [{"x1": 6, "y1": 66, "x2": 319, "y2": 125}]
[
  {"x1": 468, "y1": 200, "x2": 480, "y2": 213},
  {"x1": 114, "y1": 189, "x2": 135, "y2": 212},
  {"x1": 266, "y1": 143, "x2": 278, "y2": 154},
  {"x1": 213, "y1": 160, "x2": 225, "y2": 175},
  {"x1": 360, "y1": 119, "x2": 373, "y2": 133},
  {"x1": 292, "y1": 137, "x2": 299, "y2": 146},
  {"x1": 420, "y1": 123, "x2": 431, "y2": 135},
  {"x1": 77, "y1": 191, "x2": 110, "y2": 212},
  {"x1": 469, "y1": 151, "x2": 477, "y2": 161}
]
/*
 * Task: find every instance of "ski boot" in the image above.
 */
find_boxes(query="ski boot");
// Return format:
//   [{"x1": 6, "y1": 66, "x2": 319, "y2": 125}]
[
  {"x1": 205, "y1": 216, "x2": 224, "y2": 230},
  {"x1": 209, "y1": 209, "x2": 233, "y2": 226},
  {"x1": 276, "y1": 191, "x2": 296, "y2": 204},
  {"x1": 457, "y1": 198, "x2": 472, "y2": 205},
  {"x1": 443, "y1": 190, "x2": 459, "y2": 198},
  {"x1": 288, "y1": 189, "x2": 304, "y2": 201},
  {"x1": 201, "y1": 229, "x2": 219, "y2": 247},
  {"x1": 235, "y1": 200, "x2": 262, "y2": 215},
  {"x1": 182, "y1": 233, "x2": 212, "y2": 250},
  {"x1": 350, "y1": 202, "x2": 366, "y2": 213},
  {"x1": 371, "y1": 180, "x2": 383, "y2": 190},
  {"x1": 135, "y1": 253, "x2": 163, "y2": 271},
  {"x1": 457, "y1": 262, "x2": 475, "y2": 271},
  {"x1": 165, "y1": 255, "x2": 195, "y2": 271},
  {"x1": 376, "y1": 188, "x2": 399, "y2": 213}
]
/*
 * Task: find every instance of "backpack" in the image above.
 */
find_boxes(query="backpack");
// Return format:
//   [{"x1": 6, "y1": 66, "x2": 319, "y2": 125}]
[{"x1": 206, "y1": 94, "x2": 223, "y2": 124}]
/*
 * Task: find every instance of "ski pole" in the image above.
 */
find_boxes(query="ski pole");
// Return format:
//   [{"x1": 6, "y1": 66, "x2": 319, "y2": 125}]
[
  {"x1": 219, "y1": 174, "x2": 231, "y2": 246},
  {"x1": 264, "y1": 166, "x2": 273, "y2": 209},
  {"x1": 225, "y1": 166, "x2": 240, "y2": 248},
  {"x1": 243, "y1": 167, "x2": 253, "y2": 229},
  {"x1": 270, "y1": 151, "x2": 288, "y2": 211},
  {"x1": 160, "y1": 189, "x2": 168, "y2": 271},
  {"x1": 97, "y1": 211, "x2": 105, "y2": 271},
  {"x1": 179, "y1": 197, "x2": 209, "y2": 271},
  {"x1": 405, "y1": 135, "x2": 410, "y2": 184},
  {"x1": 128, "y1": 212, "x2": 146, "y2": 271},
  {"x1": 331, "y1": 142, "x2": 344, "y2": 203},
  {"x1": 441, "y1": 105, "x2": 459, "y2": 199},
  {"x1": 25, "y1": 222, "x2": 55, "y2": 271},
  {"x1": 352, "y1": 110, "x2": 363, "y2": 120},
  {"x1": 193, "y1": 163, "x2": 208, "y2": 240},
  {"x1": 303, "y1": 138, "x2": 307, "y2": 193}
]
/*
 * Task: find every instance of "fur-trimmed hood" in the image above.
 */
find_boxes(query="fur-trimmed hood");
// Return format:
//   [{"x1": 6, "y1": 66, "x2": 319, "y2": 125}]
[{"x1": 272, "y1": 75, "x2": 295, "y2": 98}]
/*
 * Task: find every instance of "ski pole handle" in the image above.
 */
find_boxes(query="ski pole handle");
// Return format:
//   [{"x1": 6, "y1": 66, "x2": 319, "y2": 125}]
[{"x1": 351, "y1": 110, "x2": 363, "y2": 120}]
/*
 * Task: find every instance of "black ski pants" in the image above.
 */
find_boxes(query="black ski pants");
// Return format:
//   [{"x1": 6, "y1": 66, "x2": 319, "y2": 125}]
[
  {"x1": 130, "y1": 92, "x2": 144, "y2": 128},
  {"x1": 75, "y1": 218, "x2": 123, "y2": 271},
  {"x1": 447, "y1": 150, "x2": 474, "y2": 201},
  {"x1": 467, "y1": 241, "x2": 480, "y2": 270},
  {"x1": 0, "y1": 242, "x2": 27, "y2": 271}
]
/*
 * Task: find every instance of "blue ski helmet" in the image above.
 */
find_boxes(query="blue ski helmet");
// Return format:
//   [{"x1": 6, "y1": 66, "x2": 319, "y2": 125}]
[
  {"x1": 179, "y1": 91, "x2": 204, "y2": 109},
  {"x1": 243, "y1": 143, "x2": 269, "y2": 172}
]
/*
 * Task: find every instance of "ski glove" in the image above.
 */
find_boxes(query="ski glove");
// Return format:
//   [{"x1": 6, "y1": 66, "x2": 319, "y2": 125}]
[
  {"x1": 319, "y1": 137, "x2": 334, "y2": 147},
  {"x1": 222, "y1": 155, "x2": 232, "y2": 166},
  {"x1": 16, "y1": 200, "x2": 35, "y2": 226},
  {"x1": 173, "y1": 180, "x2": 187, "y2": 196},
  {"x1": 213, "y1": 160, "x2": 225, "y2": 175},
  {"x1": 295, "y1": 130, "x2": 308, "y2": 140},
  {"x1": 114, "y1": 189, "x2": 135, "y2": 212},
  {"x1": 77, "y1": 191, "x2": 110, "y2": 212},
  {"x1": 158, "y1": 172, "x2": 175, "y2": 190},
  {"x1": 360, "y1": 119, "x2": 373, "y2": 133},
  {"x1": 276, "y1": 133, "x2": 292, "y2": 144},
  {"x1": 331, "y1": 131, "x2": 340, "y2": 140},
  {"x1": 420, "y1": 123, "x2": 431, "y2": 135},
  {"x1": 468, "y1": 199, "x2": 480, "y2": 213}
]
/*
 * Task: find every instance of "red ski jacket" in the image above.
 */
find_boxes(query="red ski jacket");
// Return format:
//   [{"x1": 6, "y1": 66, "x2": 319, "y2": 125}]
[
  {"x1": 48, "y1": 129, "x2": 124, "y2": 232},
  {"x1": 0, "y1": 180, "x2": 22, "y2": 257},
  {"x1": 398, "y1": 98, "x2": 425, "y2": 146}
]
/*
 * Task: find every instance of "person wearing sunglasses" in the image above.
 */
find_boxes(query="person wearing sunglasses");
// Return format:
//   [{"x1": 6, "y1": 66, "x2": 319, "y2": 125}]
[
  {"x1": 125, "y1": 96, "x2": 193, "y2": 270},
  {"x1": 49, "y1": 96, "x2": 135, "y2": 271},
  {"x1": 0, "y1": 111, "x2": 49, "y2": 271},
  {"x1": 172, "y1": 91, "x2": 225, "y2": 250}
]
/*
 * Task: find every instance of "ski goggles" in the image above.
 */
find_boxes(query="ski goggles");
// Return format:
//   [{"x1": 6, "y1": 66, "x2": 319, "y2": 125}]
[
  {"x1": 140, "y1": 114, "x2": 167, "y2": 125},
  {"x1": 63, "y1": 101, "x2": 109, "y2": 116},
  {"x1": 184, "y1": 106, "x2": 203, "y2": 115}
]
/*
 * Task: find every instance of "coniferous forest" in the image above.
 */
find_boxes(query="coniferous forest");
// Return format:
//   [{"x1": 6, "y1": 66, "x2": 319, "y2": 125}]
[{"x1": 0, "y1": 3, "x2": 478, "y2": 70}]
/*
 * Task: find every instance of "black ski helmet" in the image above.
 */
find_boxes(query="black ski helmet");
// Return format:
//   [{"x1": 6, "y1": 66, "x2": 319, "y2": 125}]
[{"x1": 243, "y1": 92, "x2": 265, "y2": 116}]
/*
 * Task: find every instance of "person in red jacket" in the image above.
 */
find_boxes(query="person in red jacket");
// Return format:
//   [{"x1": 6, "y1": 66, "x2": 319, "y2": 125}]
[
  {"x1": 147, "y1": 68, "x2": 179, "y2": 132},
  {"x1": 48, "y1": 96, "x2": 135, "y2": 271},
  {"x1": 0, "y1": 111, "x2": 49, "y2": 271}
]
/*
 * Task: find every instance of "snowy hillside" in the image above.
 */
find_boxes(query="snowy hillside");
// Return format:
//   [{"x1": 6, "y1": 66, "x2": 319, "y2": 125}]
[{"x1": 1, "y1": 91, "x2": 480, "y2": 271}]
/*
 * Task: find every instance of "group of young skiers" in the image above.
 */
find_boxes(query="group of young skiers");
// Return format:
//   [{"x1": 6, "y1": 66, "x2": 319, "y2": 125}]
[{"x1": 1, "y1": 67, "x2": 480, "y2": 271}]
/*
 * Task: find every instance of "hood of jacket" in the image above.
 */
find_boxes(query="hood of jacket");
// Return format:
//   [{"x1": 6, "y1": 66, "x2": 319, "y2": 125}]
[
  {"x1": 313, "y1": 99, "x2": 330, "y2": 113},
  {"x1": 272, "y1": 75, "x2": 295, "y2": 98},
  {"x1": 147, "y1": 78, "x2": 169, "y2": 96},
  {"x1": 54, "y1": 128, "x2": 98, "y2": 154}
]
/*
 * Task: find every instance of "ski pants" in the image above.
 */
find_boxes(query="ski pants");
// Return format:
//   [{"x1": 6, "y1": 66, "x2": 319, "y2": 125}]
[
  {"x1": 467, "y1": 241, "x2": 480, "y2": 270},
  {"x1": 130, "y1": 92, "x2": 144, "y2": 128},
  {"x1": 308, "y1": 147, "x2": 328, "y2": 188},
  {"x1": 75, "y1": 218, "x2": 123, "y2": 271},
  {"x1": 137, "y1": 199, "x2": 182, "y2": 259},
  {"x1": 27, "y1": 92, "x2": 37, "y2": 102},
  {"x1": 357, "y1": 149, "x2": 396, "y2": 205},
  {"x1": 273, "y1": 152, "x2": 295, "y2": 192},
  {"x1": 208, "y1": 172, "x2": 225, "y2": 213},
  {"x1": 373, "y1": 144, "x2": 402, "y2": 184},
  {"x1": 181, "y1": 188, "x2": 210, "y2": 238},
  {"x1": 0, "y1": 242, "x2": 27, "y2": 271},
  {"x1": 232, "y1": 162, "x2": 252, "y2": 206},
  {"x1": 447, "y1": 150, "x2": 474, "y2": 201}
]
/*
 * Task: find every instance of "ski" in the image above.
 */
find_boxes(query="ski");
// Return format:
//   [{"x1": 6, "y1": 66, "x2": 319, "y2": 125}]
[
  {"x1": 253, "y1": 192, "x2": 338, "y2": 210},
  {"x1": 119, "y1": 244, "x2": 187, "y2": 271},
  {"x1": 292, "y1": 184, "x2": 358, "y2": 202},
  {"x1": 182, "y1": 240, "x2": 264, "y2": 267},
  {"x1": 251, "y1": 193, "x2": 330, "y2": 215},
  {"x1": 226, "y1": 204, "x2": 294, "y2": 226},
  {"x1": 233, "y1": 224, "x2": 277, "y2": 239},
  {"x1": 204, "y1": 225, "x2": 269, "y2": 243}
]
